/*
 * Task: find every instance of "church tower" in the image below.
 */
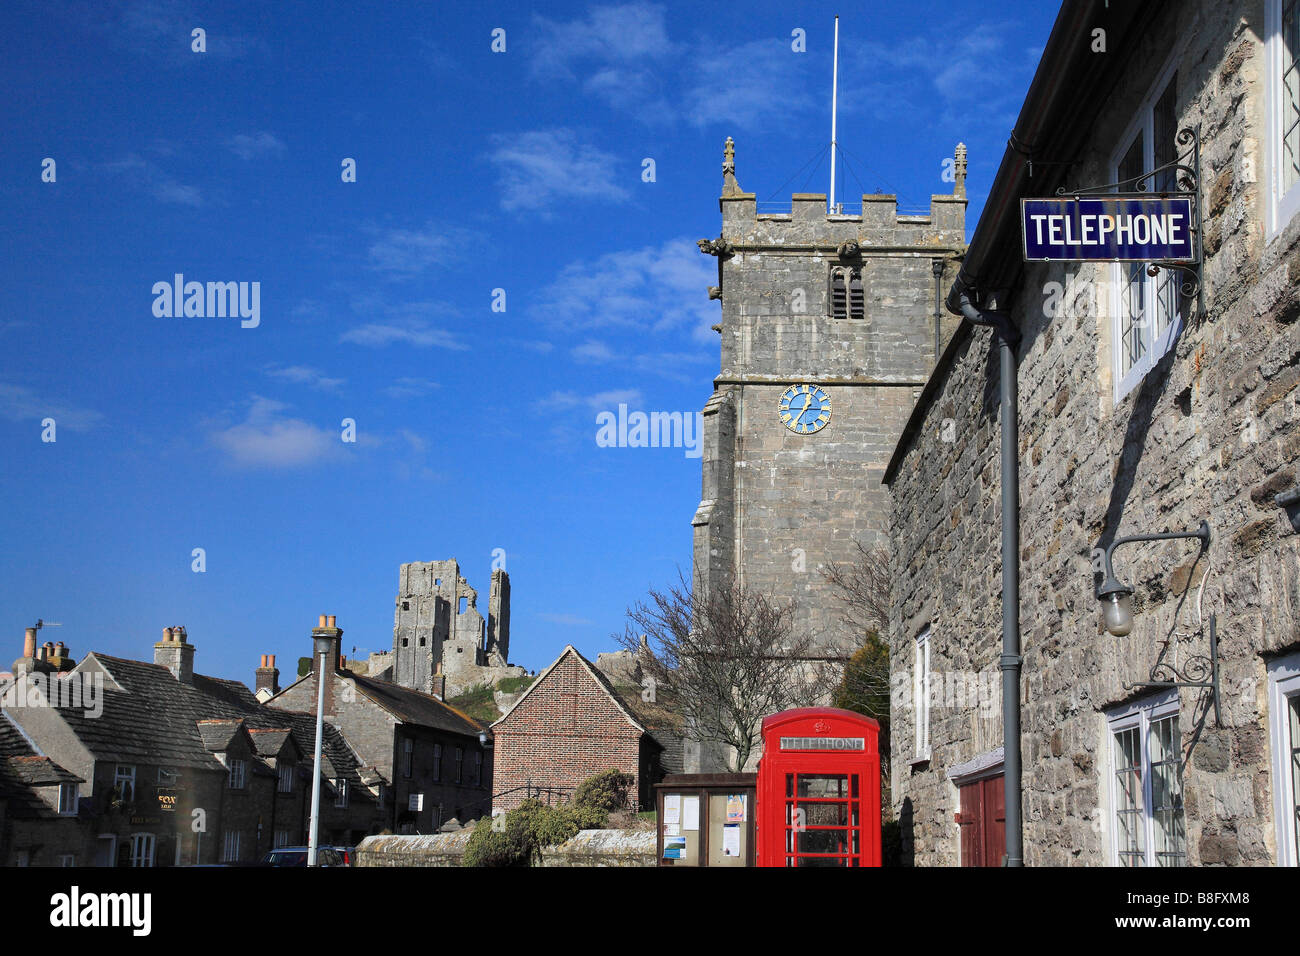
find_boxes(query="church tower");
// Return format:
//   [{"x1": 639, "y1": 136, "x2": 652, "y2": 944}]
[{"x1": 693, "y1": 138, "x2": 968, "y2": 667}]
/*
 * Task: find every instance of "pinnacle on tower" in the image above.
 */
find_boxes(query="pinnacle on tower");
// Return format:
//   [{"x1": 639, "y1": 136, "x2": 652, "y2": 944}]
[
  {"x1": 722, "y1": 136, "x2": 744, "y2": 197},
  {"x1": 954, "y1": 143, "x2": 968, "y2": 198}
]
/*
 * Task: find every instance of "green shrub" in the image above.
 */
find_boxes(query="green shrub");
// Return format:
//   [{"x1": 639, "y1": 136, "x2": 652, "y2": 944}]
[
  {"x1": 495, "y1": 675, "x2": 535, "y2": 694},
  {"x1": 462, "y1": 799, "x2": 609, "y2": 867},
  {"x1": 573, "y1": 768, "x2": 635, "y2": 813},
  {"x1": 463, "y1": 813, "x2": 535, "y2": 867}
]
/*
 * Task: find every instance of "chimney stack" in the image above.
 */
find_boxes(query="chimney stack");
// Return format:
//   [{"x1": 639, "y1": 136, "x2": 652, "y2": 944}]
[
  {"x1": 48, "y1": 641, "x2": 75, "y2": 673},
  {"x1": 255, "y1": 653, "x2": 280, "y2": 697},
  {"x1": 12, "y1": 628, "x2": 43, "y2": 677},
  {"x1": 311, "y1": 614, "x2": 344, "y2": 717},
  {"x1": 155, "y1": 625, "x2": 195, "y2": 683}
]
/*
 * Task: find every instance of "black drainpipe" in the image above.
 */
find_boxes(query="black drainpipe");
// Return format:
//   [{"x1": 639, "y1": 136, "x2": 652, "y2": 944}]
[
  {"x1": 956, "y1": 288, "x2": 1023, "y2": 867},
  {"x1": 932, "y1": 259, "x2": 944, "y2": 362}
]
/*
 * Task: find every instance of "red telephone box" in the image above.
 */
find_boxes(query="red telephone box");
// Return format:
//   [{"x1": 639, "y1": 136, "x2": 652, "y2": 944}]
[{"x1": 756, "y1": 707, "x2": 881, "y2": 867}]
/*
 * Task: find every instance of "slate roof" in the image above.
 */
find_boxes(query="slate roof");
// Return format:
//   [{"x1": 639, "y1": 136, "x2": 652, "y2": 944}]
[
  {"x1": 36, "y1": 653, "x2": 371, "y2": 794},
  {"x1": 346, "y1": 672, "x2": 488, "y2": 738},
  {"x1": 0, "y1": 711, "x2": 80, "y2": 819}
]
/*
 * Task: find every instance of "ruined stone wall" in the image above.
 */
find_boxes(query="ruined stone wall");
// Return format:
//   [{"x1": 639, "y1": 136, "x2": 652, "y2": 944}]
[{"x1": 889, "y1": 1, "x2": 1300, "y2": 866}]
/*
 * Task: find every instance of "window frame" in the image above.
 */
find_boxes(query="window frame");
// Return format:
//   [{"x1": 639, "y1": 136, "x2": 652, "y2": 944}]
[
  {"x1": 334, "y1": 777, "x2": 349, "y2": 808},
  {"x1": 455, "y1": 747, "x2": 464, "y2": 784},
  {"x1": 433, "y1": 743, "x2": 442, "y2": 782},
  {"x1": 221, "y1": 829, "x2": 241, "y2": 863},
  {"x1": 58, "y1": 782, "x2": 77, "y2": 815},
  {"x1": 1268, "y1": 0, "x2": 1300, "y2": 236},
  {"x1": 912, "y1": 626, "x2": 932, "y2": 763},
  {"x1": 1267, "y1": 652, "x2": 1300, "y2": 866},
  {"x1": 277, "y1": 761, "x2": 294, "y2": 794},
  {"x1": 130, "y1": 831, "x2": 156, "y2": 868},
  {"x1": 1106, "y1": 689, "x2": 1184, "y2": 866},
  {"x1": 228, "y1": 758, "x2": 246, "y2": 790},
  {"x1": 474, "y1": 750, "x2": 483, "y2": 787},
  {"x1": 1108, "y1": 56, "x2": 1185, "y2": 404},
  {"x1": 403, "y1": 737, "x2": 414, "y2": 778},
  {"x1": 113, "y1": 764, "x2": 136, "y2": 802}
]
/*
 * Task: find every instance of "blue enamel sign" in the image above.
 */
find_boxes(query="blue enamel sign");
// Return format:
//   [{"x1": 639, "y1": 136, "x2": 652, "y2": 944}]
[{"x1": 1021, "y1": 197, "x2": 1195, "y2": 262}]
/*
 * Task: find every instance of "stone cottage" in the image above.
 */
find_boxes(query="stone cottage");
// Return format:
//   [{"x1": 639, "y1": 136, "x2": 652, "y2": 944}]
[{"x1": 885, "y1": 0, "x2": 1300, "y2": 866}]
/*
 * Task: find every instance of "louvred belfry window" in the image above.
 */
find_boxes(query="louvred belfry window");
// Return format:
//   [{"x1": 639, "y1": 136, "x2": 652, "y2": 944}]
[{"x1": 829, "y1": 267, "x2": 865, "y2": 320}]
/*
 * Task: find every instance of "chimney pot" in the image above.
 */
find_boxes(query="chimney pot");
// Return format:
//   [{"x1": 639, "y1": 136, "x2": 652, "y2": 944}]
[
  {"x1": 23, "y1": 628, "x2": 36, "y2": 659},
  {"x1": 318, "y1": 614, "x2": 327, "y2": 628},
  {"x1": 327, "y1": 615, "x2": 336, "y2": 628},
  {"x1": 163, "y1": 627, "x2": 173, "y2": 641},
  {"x1": 269, "y1": 654, "x2": 275, "y2": 668}
]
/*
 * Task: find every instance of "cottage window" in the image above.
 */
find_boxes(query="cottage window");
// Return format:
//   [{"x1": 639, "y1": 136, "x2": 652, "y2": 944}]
[
  {"x1": 335, "y1": 778, "x2": 349, "y2": 808},
  {"x1": 114, "y1": 764, "x2": 136, "y2": 802},
  {"x1": 130, "y1": 832, "x2": 156, "y2": 868},
  {"x1": 455, "y1": 747, "x2": 464, "y2": 784},
  {"x1": 1268, "y1": 652, "x2": 1300, "y2": 866},
  {"x1": 1269, "y1": 0, "x2": 1300, "y2": 234},
  {"x1": 1107, "y1": 691, "x2": 1184, "y2": 866},
  {"x1": 912, "y1": 627, "x2": 931, "y2": 762},
  {"x1": 473, "y1": 750, "x2": 483, "y2": 787},
  {"x1": 433, "y1": 743, "x2": 442, "y2": 782},
  {"x1": 58, "y1": 782, "x2": 77, "y2": 815},
  {"x1": 1110, "y1": 68, "x2": 1182, "y2": 402},
  {"x1": 273, "y1": 829, "x2": 292, "y2": 849},
  {"x1": 58, "y1": 854, "x2": 75, "y2": 867},
  {"x1": 278, "y1": 761, "x2": 294, "y2": 794},
  {"x1": 228, "y1": 758, "x2": 246, "y2": 790},
  {"x1": 403, "y1": 737, "x2": 414, "y2": 778}
]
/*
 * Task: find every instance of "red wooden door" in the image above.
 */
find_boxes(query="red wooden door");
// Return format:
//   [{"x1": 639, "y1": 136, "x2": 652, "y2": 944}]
[{"x1": 958, "y1": 774, "x2": 1005, "y2": 866}]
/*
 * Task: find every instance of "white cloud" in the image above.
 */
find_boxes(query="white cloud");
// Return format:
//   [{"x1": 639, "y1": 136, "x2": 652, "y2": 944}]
[
  {"x1": 365, "y1": 222, "x2": 468, "y2": 277},
  {"x1": 681, "y1": 37, "x2": 814, "y2": 129},
  {"x1": 572, "y1": 339, "x2": 618, "y2": 363},
  {"x1": 488, "y1": 129, "x2": 629, "y2": 213},
  {"x1": 532, "y1": 2, "x2": 672, "y2": 77},
  {"x1": 532, "y1": 237, "x2": 717, "y2": 341},
  {"x1": 101, "y1": 153, "x2": 203, "y2": 206},
  {"x1": 227, "y1": 132, "x2": 286, "y2": 160},
  {"x1": 208, "y1": 396, "x2": 339, "y2": 469},
  {"x1": 0, "y1": 382, "x2": 103, "y2": 430},
  {"x1": 385, "y1": 378, "x2": 440, "y2": 399},
  {"x1": 340, "y1": 319, "x2": 467, "y2": 350},
  {"x1": 264, "y1": 365, "x2": 344, "y2": 391},
  {"x1": 541, "y1": 389, "x2": 643, "y2": 412}
]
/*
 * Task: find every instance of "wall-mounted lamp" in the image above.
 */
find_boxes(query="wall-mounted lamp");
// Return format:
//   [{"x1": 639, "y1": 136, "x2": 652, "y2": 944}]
[
  {"x1": 1095, "y1": 520, "x2": 1210, "y2": 637},
  {"x1": 1093, "y1": 519, "x2": 1221, "y2": 724}
]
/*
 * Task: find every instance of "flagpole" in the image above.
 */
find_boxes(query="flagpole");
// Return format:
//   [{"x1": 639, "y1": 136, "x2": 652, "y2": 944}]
[{"x1": 830, "y1": 14, "x2": 840, "y2": 214}]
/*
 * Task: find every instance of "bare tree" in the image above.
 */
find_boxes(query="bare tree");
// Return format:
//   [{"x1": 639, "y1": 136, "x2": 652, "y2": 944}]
[
  {"x1": 822, "y1": 539, "x2": 890, "y2": 637},
  {"x1": 822, "y1": 541, "x2": 893, "y2": 785},
  {"x1": 618, "y1": 572, "x2": 835, "y2": 772}
]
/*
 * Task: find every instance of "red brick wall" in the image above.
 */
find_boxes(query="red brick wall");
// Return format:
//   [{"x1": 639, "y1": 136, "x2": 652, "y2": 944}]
[{"x1": 492, "y1": 652, "x2": 641, "y2": 812}]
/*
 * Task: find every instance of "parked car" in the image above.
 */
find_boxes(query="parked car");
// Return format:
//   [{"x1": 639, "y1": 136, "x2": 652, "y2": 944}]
[
  {"x1": 261, "y1": 846, "x2": 346, "y2": 867},
  {"x1": 324, "y1": 845, "x2": 355, "y2": 866}
]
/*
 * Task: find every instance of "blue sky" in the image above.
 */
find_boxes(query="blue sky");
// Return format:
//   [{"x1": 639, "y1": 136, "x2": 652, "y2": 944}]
[{"x1": 0, "y1": 0, "x2": 1056, "y2": 683}]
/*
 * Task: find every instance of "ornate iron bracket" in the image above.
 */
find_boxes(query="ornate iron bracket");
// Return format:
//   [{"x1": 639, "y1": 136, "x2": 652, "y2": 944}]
[
  {"x1": 1056, "y1": 125, "x2": 1204, "y2": 316},
  {"x1": 1123, "y1": 613, "x2": 1222, "y2": 727}
]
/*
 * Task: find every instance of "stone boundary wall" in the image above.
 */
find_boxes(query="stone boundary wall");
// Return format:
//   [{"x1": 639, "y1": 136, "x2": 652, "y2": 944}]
[{"x1": 355, "y1": 828, "x2": 656, "y2": 867}]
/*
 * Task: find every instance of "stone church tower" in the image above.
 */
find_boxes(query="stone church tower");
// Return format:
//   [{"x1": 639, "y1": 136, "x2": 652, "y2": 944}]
[{"x1": 693, "y1": 138, "x2": 968, "y2": 670}]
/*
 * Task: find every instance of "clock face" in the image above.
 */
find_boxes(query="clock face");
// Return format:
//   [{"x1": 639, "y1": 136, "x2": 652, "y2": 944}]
[{"x1": 779, "y1": 384, "x2": 831, "y2": 434}]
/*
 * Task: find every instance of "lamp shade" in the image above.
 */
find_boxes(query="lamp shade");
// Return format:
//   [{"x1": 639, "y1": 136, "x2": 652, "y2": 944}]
[{"x1": 1102, "y1": 591, "x2": 1134, "y2": 637}]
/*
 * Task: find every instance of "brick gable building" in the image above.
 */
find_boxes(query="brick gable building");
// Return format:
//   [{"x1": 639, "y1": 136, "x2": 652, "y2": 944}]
[{"x1": 491, "y1": 646, "x2": 668, "y2": 812}]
